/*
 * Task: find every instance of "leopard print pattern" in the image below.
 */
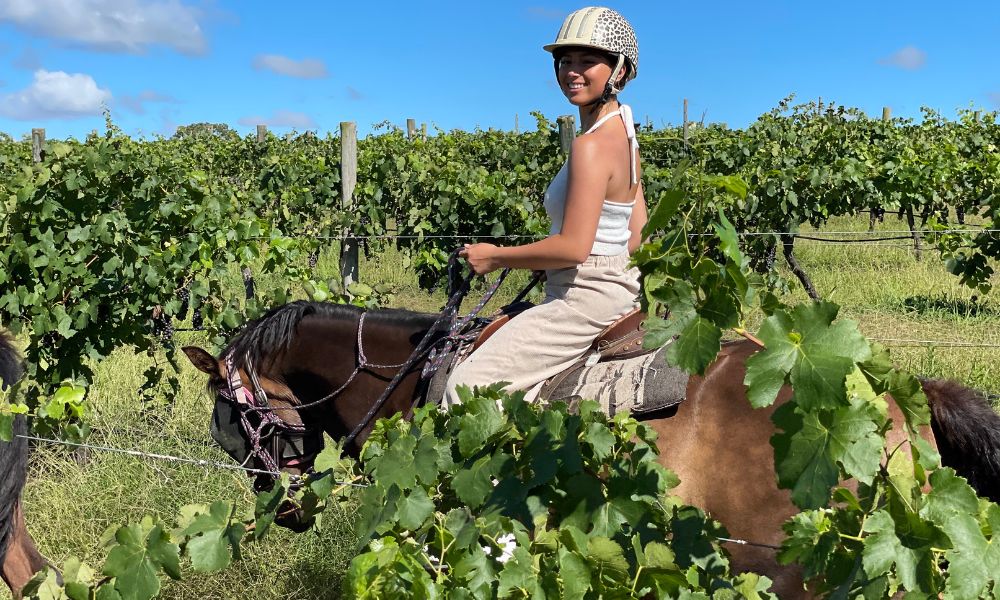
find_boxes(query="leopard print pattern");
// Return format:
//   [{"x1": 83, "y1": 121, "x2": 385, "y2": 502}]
[{"x1": 591, "y1": 8, "x2": 638, "y2": 77}]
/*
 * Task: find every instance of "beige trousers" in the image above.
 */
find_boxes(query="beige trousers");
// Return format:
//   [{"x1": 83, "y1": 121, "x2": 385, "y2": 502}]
[{"x1": 443, "y1": 253, "x2": 640, "y2": 407}]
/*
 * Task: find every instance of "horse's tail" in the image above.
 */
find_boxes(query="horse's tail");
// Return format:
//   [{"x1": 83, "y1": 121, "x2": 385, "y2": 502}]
[
  {"x1": 0, "y1": 331, "x2": 27, "y2": 566},
  {"x1": 922, "y1": 378, "x2": 1000, "y2": 503}
]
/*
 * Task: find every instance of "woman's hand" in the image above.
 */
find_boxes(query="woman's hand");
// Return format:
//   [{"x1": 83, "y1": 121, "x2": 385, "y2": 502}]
[{"x1": 459, "y1": 243, "x2": 503, "y2": 275}]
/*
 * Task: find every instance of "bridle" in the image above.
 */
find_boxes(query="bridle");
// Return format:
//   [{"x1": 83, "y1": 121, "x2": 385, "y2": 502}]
[
  {"x1": 218, "y1": 352, "x2": 321, "y2": 475},
  {"x1": 215, "y1": 251, "x2": 543, "y2": 479}
]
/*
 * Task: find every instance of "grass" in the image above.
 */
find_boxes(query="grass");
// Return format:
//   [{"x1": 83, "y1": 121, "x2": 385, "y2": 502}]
[{"x1": 7, "y1": 214, "x2": 1000, "y2": 599}]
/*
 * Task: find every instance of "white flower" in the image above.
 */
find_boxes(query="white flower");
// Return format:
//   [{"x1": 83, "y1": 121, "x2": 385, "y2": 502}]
[{"x1": 496, "y1": 533, "x2": 517, "y2": 564}]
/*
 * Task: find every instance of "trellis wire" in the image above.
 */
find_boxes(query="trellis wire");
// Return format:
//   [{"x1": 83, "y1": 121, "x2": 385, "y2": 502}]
[
  {"x1": 867, "y1": 338, "x2": 1000, "y2": 348},
  {"x1": 16, "y1": 433, "x2": 370, "y2": 487},
  {"x1": 246, "y1": 228, "x2": 1000, "y2": 242},
  {"x1": 11, "y1": 437, "x2": 807, "y2": 551}
]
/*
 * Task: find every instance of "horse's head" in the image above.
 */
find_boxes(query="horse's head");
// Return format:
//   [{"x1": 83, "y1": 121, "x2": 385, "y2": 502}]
[{"x1": 182, "y1": 345, "x2": 322, "y2": 532}]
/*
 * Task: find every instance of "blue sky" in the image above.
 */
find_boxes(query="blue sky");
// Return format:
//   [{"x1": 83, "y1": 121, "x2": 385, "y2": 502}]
[{"x1": 0, "y1": 0, "x2": 998, "y2": 140}]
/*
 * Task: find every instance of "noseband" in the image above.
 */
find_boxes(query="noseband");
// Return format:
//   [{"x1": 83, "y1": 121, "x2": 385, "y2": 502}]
[{"x1": 219, "y1": 352, "x2": 320, "y2": 475}]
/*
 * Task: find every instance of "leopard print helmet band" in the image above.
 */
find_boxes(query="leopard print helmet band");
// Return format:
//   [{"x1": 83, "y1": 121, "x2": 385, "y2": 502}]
[{"x1": 543, "y1": 6, "x2": 639, "y2": 96}]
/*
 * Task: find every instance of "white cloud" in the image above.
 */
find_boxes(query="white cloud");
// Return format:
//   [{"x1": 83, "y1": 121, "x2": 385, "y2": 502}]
[
  {"x1": 346, "y1": 86, "x2": 363, "y2": 101},
  {"x1": 878, "y1": 46, "x2": 927, "y2": 70},
  {"x1": 238, "y1": 110, "x2": 316, "y2": 129},
  {"x1": 252, "y1": 54, "x2": 328, "y2": 79},
  {"x1": 0, "y1": 69, "x2": 111, "y2": 120},
  {"x1": 0, "y1": 0, "x2": 207, "y2": 55},
  {"x1": 118, "y1": 89, "x2": 179, "y2": 114}
]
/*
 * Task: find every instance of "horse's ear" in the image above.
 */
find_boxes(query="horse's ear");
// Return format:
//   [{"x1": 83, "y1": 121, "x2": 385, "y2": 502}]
[{"x1": 182, "y1": 346, "x2": 221, "y2": 376}]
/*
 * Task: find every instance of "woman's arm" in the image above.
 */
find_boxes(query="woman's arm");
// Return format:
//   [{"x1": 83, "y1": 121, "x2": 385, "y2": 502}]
[
  {"x1": 462, "y1": 136, "x2": 609, "y2": 273},
  {"x1": 627, "y1": 181, "x2": 648, "y2": 254}
]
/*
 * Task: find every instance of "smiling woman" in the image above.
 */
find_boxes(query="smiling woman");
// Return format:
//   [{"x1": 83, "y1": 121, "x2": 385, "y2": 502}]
[{"x1": 446, "y1": 6, "x2": 647, "y2": 406}]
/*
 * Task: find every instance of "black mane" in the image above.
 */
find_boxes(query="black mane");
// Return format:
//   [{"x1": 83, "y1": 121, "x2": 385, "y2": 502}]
[
  {"x1": 0, "y1": 331, "x2": 26, "y2": 565},
  {"x1": 0, "y1": 331, "x2": 22, "y2": 390},
  {"x1": 221, "y1": 301, "x2": 438, "y2": 371}
]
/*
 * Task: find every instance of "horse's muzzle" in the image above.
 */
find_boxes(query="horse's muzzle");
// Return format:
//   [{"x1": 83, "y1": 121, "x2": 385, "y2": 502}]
[{"x1": 274, "y1": 501, "x2": 314, "y2": 533}]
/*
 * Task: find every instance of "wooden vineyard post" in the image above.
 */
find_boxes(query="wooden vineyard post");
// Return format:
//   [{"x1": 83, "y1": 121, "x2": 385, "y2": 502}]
[
  {"x1": 882, "y1": 106, "x2": 891, "y2": 122},
  {"x1": 421, "y1": 122, "x2": 427, "y2": 141},
  {"x1": 340, "y1": 121, "x2": 360, "y2": 292},
  {"x1": 31, "y1": 128, "x2": 45, "y2": 163},
  {"x1": 514, "y1": 113, "x2": 519, "y2": 133},
  {"x1": 256, "y1": 124, "x2": 267, "y2": 144},
  {"x1": 406, "y1": 118, "x2": 417, "y2": 141},
  {"x1": 683, "y1": 98, "x2": 689, "y2": 144},
  {"x1": 558, "y1": 115, "x2": 575, "y2": 155}
]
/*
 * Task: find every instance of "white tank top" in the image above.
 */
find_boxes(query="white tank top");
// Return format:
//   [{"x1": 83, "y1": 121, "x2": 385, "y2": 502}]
[{"x1": 543, "y1": 105, "x2": 639, "y2": 256}]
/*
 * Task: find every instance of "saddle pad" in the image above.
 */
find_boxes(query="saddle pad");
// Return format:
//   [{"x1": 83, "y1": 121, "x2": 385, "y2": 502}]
[
  {"x1": 538, "y1": 345, "x2": 687, "y2": 417},
  {"x1": 425, "y1": 343, "x2": 687, "y2": 419}
]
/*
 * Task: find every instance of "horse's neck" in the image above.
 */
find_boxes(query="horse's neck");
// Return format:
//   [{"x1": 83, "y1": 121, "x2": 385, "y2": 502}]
[
  {"x1": 289, "y1": 309, "x2": 439, "y2": 445},
  {"x1": 288, "y1": 309, "x2": 437, "y2": 375}
]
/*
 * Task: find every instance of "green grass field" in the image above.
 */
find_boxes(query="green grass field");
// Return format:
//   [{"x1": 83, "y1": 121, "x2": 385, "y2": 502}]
[{"x1": 7, "y1": 214, "x2": 1000, "y2": 599}]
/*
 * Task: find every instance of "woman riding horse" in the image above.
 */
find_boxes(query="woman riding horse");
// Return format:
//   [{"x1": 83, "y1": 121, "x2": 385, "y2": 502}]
[{"x1": 447, "y1": 6, "x2": 647, "y2": 405}]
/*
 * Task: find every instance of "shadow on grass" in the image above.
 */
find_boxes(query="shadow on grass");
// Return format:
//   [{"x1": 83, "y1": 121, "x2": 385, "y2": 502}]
[
  {"x1": 900, "y1": 294, "x2": 1000, "y2": 318},
  {"x1": 278, "y1": 558, "x2": 349, "y2": 600},
  {"x1": 273, "y1": 511, "x2": 359, "y2": 600}
]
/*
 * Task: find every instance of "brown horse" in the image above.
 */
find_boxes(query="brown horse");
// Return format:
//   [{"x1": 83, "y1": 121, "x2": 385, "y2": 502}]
[
  {"x1": 0, "y1": 332, "x2": 48, "y2": 599},
  {"x1": 183, "y1": 300, "x2": 1000, "y2": 598}
]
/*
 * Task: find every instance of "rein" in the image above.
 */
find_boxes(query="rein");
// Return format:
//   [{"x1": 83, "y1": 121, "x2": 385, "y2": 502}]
[
  {"x1": 341, "y1": 258, "x2": 512, "y2": 446},
  {"x1": 225, "y1": 250, "x2": 541, "y2": 471}
]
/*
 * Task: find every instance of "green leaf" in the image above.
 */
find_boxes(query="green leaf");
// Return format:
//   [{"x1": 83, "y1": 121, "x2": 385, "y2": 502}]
[
  {"x1": 0, "y1": 413, "x2": 12, "y2": 442},
  {"x1": 396, "y1": 487, "x2": 434, "y2": 531},
  {"x1": 644, "y1": 541, "x2": 677, "y2": 568},
  {"x1": 451, "y1": 454, "x2": 495, "y2": 509},
  {"x1": 456, "y1": 394, "x2": 505, "y2": 457},
  {"x1": 746, "y1": 303, "x2": 870, "y2": 411},
  {"x1": 887, "y1": 369, "x2": 931, "y2": 431},
  {"x1": 771, "y1": 404, "x2": 839, "y2": 509},
  {"x1": 920, "y1": 467, "x2": 980, "y2": 523},
  {"x1": 102, "y1": 525, "x2": 161, "y2": 600},
  {"x1": 557, "y1": 548, "x2": 591, "y2": 599},
  {"x1": 496, "y1": 547, "x2": 537, "y2": 598},
  {"x1": 862, "y1": 509, "x2": 936, "y2": 592},
  {"x1": 665, "y1": 316, "x2": 722, "y2": 375},
  {"x1": 586, "y1": 536, "x2": 629, "y2": 574},
  {"x1": 745, "y1": 311, "x2": 798, "y2": 408},
  {"x1": 583, "y1": 421, "x2": 615, "y2": 461},
  {"x1": 714, "y1": 211, "x2": 743, "y2": 264},
  {"x1": 703, "y1": 174, "x2": 749, "y2": 199},
  {"x1": 828, "y1": 399, "x2": 884, "y2": 485},
  {"x1": 642, "y1": 188, "x2": 685, "y2": 237},
  {"x1": 941, "y1": 512, "x2": 1000, "y2": 599},
  {"x1": 371, "y1": 435, "x2": 418, "y2": 491},
  {"x1": 182, "y1": 501, "x2": 240, "y2": 572}
]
